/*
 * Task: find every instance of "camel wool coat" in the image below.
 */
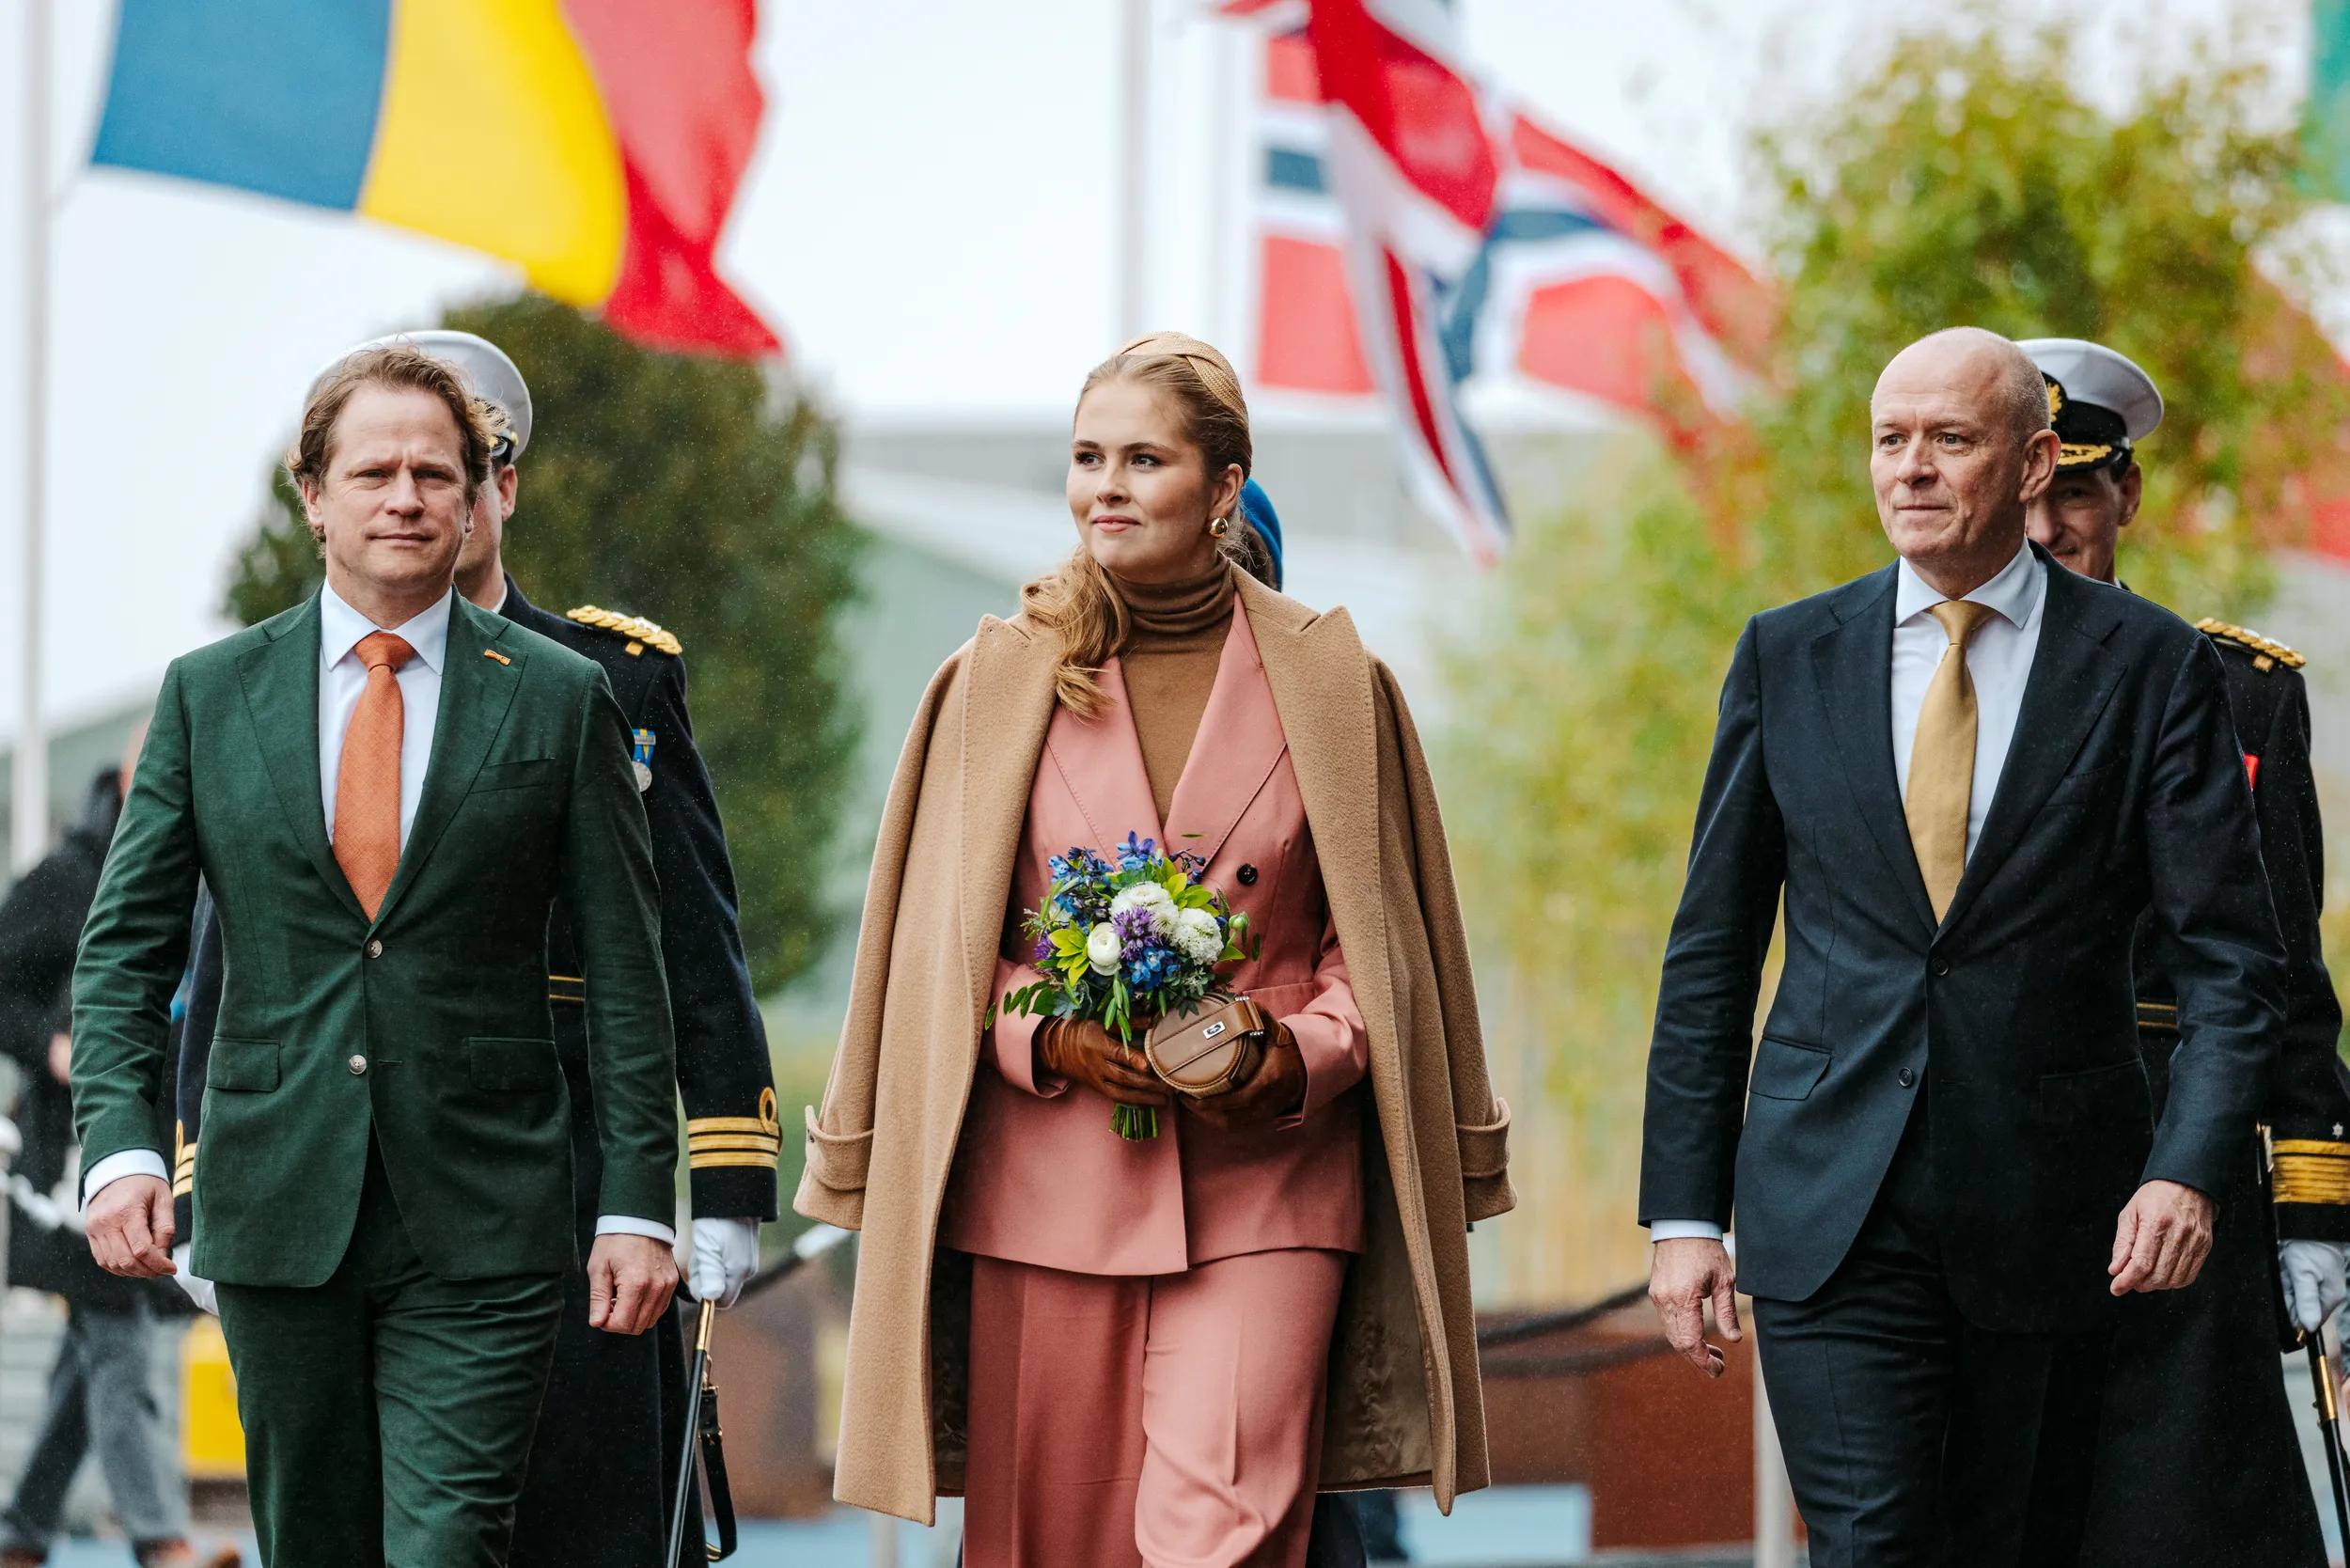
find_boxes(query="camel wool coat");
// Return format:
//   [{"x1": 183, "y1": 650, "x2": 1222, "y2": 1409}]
[{"x1": 795, "y1": 572, "x2": 1515, "y2": 1525}]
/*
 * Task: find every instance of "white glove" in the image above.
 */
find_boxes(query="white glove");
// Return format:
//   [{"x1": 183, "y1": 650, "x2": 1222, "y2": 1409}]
[
  {"x1": 690, "y1": 1217, "x2": 760, "y2": 1309},
  {"x1": 171, "y1": 1244, "x2": 218, "y2": 1316},
  {"x1": 2280, "y1": 1239, "x2": 2347, "y2": 1333}
]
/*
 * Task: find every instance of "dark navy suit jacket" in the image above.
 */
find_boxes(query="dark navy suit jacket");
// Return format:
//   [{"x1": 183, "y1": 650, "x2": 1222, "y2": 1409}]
[{"x1": 1639, "y1": 544, "x2": 2285, "y2": 1333}]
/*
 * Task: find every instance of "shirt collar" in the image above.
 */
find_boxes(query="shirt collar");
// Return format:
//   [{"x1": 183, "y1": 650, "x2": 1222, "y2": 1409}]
[
  {"x1": 319, "y1": 580, "x2": 454, "y2": 675},
  {"x1": 1894, "y1": 538, "x2": 2043, "y2": 631}
]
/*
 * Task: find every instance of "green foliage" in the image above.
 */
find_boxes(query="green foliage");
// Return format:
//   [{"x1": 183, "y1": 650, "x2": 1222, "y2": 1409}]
[
  {"x1": 1441, "y1": 17, "x2": 2336, "y2": 1294},
  {"x1": 222, "y1": 292, "x2": 862, "y2": 994}
]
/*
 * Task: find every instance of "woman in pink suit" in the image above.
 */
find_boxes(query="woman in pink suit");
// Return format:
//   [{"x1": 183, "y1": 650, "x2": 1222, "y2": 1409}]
[{"x1": 797, "y1": 333, "x2": 1513, "y2": 1567}]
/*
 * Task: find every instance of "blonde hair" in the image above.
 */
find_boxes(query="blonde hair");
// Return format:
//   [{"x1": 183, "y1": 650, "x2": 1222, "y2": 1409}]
[
  {"x1": 287, "y1": 346, "x2": 498, "y2": 538},
  {"x1": 1026, "y1": 331, "x2": 1254, "y2": 716}
]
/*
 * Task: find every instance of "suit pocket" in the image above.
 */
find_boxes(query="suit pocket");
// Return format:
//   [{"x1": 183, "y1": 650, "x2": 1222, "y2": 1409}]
[
  {"x1": 208, "y1": 1038, "x2": 280, "y2": 1092},
  {"x1": 467, "y1": 1036, "x2": 558, "y2": 1092},
  {"x1": 1748, "y1": 1038, "x2": 1830, "y2": 1101},
  {"x1": 472, "y1": 757, "x2": 556, "y2": 793}
]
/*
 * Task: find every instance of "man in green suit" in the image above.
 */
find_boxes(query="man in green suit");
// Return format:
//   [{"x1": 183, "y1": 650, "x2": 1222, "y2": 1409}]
[{"x1": 70, "y1": 345, "x2": 682, "y2": 1567}]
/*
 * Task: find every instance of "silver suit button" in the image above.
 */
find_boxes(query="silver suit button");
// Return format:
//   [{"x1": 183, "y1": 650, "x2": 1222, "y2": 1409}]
[
  {"x1": 348, "y1": 1055, "x2": 368, "y2": 1075},
  {"x1": 365, "y1": 938, "x2": 384, "y2": 960}
]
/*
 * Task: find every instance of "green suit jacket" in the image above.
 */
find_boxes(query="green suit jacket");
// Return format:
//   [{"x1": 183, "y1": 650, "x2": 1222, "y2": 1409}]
[{"x1": 72, "y1": 591, "x2": 678, "y2": 1287}]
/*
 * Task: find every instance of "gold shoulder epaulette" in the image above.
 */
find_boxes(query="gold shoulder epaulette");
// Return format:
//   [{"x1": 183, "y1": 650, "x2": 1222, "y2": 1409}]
[
  {"x1": 2196, "y1": 618, "x2": 2305, "y2": 673},
  {"x1": 566, "y1": 604, "x2": 682, "y2": 658}
]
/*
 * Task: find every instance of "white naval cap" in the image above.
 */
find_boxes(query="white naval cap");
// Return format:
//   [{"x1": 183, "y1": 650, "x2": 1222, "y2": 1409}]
[
  {"x1": 2015, "y1": 337, "x2": 2163, "y2": 470},
  {"x1": 307, "y1": 330, "x2": 533, "y2": 460}
]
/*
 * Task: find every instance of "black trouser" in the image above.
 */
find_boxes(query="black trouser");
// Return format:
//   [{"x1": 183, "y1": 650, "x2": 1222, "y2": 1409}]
[{"x1": 1751, "y1": 1091, "x2": 2108, "y2": 1568}]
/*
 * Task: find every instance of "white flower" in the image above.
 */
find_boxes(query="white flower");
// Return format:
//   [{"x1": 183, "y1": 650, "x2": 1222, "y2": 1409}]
[
  {"x1": 1172, "y1": 907, "x2": 1224, "y2": 965},
  {"x1": 1086, "y1": 922, "x2": 1123, "y2": 975},
  {"x1": 1110, "y1": 882, "x2": 1177, "y2": 933}
]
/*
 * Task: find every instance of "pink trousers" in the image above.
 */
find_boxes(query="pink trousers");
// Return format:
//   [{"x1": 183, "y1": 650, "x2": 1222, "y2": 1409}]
[{"x1": 963, "y1": 1248, "x2": 1350, "y2": 1568}]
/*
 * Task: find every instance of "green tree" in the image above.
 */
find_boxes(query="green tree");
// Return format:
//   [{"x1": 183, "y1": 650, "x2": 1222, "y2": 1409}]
[
  {"x1": 1444, "y1": 18, "x2": 2342, "y2": 1300},
  {"x1": 226, "y1": 292, "x2": 862, "y2": 994}
]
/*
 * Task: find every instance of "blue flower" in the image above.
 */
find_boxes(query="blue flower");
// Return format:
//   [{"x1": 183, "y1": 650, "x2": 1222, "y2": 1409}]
[{"x1": 1118, "y1": 831, "x2": 1157, "y2": 870}]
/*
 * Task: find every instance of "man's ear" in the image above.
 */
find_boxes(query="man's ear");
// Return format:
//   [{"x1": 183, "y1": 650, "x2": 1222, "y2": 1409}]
[
  {"x1": 2017, "y1": 428, "x2": 2061, "y2": 504},
  {"x1": 2116, "y1": 463, "x2": 2143, "y2": 530},
  {"x1": 496, "y1": 463, "x2": 519, "y2": 521},
  {"x1": 299, "y1": 479, "x2": 325, "y2": 541}
]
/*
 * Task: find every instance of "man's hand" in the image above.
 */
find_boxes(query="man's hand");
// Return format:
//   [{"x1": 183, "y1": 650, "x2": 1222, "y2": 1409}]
[
  {"x1": 1649, "y1": 1236, "x2": 1741, "y2": 1378},
  {"x1": 86, "y1": 1173, "x2": 175, "y2": 1278},
  {"x1": 2109, "y1": 1179, "x2": 2216, "y2": 1294},
  {"x1": 47, "y1": 1031, "x2": 70, "y2": 1086},
  {"x1": 1185, "y1": 1024, "x2": 1308, "y2": 1130},
  {"x1": 588, "y1": 1233, "x2": 680, "y2": 1335},
  {"x1": 2281, "y1": 1239, "x2": 2348, "y2": 1333},
  {"x1": 1037, "y1": 1018, "x2": 1172, "y2": 1111},
  {"x1": 689, "y1": 1216, "x2": 760, "y2": 1309}
]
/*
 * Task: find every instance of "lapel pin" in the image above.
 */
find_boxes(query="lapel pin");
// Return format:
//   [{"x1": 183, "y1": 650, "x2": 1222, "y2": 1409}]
[{"x1": 483, "y1": 649, "x2": 511, "y2": 666}]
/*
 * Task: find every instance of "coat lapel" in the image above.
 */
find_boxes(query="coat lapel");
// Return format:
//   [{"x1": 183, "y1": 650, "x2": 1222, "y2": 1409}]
[
  {"x1": 1044, "y1": 656, "x2": 1167, "y2": 853},
  {"x1": 958, "y1": 617, "x2": 1063, "y2": 1020},
  {"x1": 236, "y1": 594, "x2": 366, "y2": 922},
  {"x1": 371, "y1": 600, "x2": 526, "y2": 929},
  {"x1": 1162, "y1": 606, "x2": 1287, "y2": 869},
  {"x1": 1810, "y1": 567, "x2": 1936, "y2": 939},
  {"x1": 1240, "y1": 576, "x2": 1381, "y2": 949},
  {"x1": 1937, "y1": 554, "x2": 2124, "y2": 933}
]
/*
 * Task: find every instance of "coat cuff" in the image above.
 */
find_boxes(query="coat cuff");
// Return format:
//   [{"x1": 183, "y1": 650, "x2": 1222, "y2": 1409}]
[
  {"x1": 2273, "y1": 1137, "x2": 2350, "y2": 1240},
  {"x1": 1459, "y1": 1099, "x2": 1515, "y2": 1222},
  {"x1": 1275, "y1": 1011, "x2": 1366, "y2": 1128},
  {"x1": 595, "y1": 1214, "x2": 679, "y2": 1246},
  {"x1": 686, "y1": 1110, "x2": 783, "y2": 1222},
  {"x1": 801, "y1": 1105, "x2": 874, "y2": 1195}
]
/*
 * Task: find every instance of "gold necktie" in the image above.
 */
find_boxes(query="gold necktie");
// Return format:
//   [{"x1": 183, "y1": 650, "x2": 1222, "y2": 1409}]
[
  {"x1": 1905, "y1": 600, "x2": 1995, "y2": 922},
  {"x1": 334, "y1": 631, "x2": 415, "y2": 920}
]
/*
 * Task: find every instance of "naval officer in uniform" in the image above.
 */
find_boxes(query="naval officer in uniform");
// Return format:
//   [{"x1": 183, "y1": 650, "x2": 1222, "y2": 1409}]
[
  {"x1": 2021, "y1": 336, "x2": 2350, "y2": 1564},
  {"x1": 173, "y1": 331, "x2": 780, "y2": 1565}
]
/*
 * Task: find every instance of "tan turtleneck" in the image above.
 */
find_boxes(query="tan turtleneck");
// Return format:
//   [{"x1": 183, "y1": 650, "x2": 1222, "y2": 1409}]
[{"x1": 1113, "y1": 561, "x2": 1235, "y2": 823}]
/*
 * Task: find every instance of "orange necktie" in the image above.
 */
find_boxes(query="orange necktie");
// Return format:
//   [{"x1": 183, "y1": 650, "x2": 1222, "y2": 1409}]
[{"x1": 334, "y1": 631, "x2": 415, "y2": 919}]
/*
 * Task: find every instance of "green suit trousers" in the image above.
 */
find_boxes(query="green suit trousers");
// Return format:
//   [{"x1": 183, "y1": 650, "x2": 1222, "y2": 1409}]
[{"x1": 214, "y1": 1147, "x2": 563, "y2": 1567}]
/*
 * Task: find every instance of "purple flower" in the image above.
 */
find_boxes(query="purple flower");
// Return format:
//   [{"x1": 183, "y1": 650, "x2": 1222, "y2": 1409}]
[{"x1": 1031, "y1": 935, "x2": 1052, "y2": 964}]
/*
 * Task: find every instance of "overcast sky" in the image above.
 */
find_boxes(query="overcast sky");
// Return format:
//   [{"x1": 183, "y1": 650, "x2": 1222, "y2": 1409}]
[{"x1": 0, "y1": 0, "x2": 2293, "y2": 739}]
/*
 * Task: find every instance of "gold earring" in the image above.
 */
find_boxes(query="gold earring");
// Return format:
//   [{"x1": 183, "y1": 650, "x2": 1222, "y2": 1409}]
[{"x1": 1208, "y1": 515, "x2": 1231, "y2": 539}]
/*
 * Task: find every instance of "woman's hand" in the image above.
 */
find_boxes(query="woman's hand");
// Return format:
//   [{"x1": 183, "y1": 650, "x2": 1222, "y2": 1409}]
[
  {"x1": 1184, "y1": 1023, "x2": 1307, "y2": 1130},
  {"x1": 1037, "y1": 1018, "x2": 1172, "y2": 1110}
]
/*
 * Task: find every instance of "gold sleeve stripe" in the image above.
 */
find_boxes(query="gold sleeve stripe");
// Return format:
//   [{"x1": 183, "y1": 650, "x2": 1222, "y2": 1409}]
[
  {"x1": 172, "y1": 1176, "x2": 193, "y2": 1198},
  {"x1": 2274, "y1": 1140, "x2": 2350, "y2": 1158},
  {"x1": 687, "y1": 1115, "x2": 778, "y2": 1135},
  {"x1": 2273, "y1": 1155, "x2": 2350, "y2": 1206},
  {"x1": 690, "y1": 1152, "x2": 781, "y2": 1170},
  {"x1": 689, "y1": 1134, "x2": 783, "y2": 1154}
]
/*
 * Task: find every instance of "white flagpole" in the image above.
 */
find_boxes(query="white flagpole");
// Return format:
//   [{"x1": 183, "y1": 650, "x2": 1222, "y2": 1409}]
[
  {"x1": 1116, "y1": 0, "x2": 1152, "y2": 343},
  {"x1": 13, "y1": 0, "x2": 50, "y2": 874}
]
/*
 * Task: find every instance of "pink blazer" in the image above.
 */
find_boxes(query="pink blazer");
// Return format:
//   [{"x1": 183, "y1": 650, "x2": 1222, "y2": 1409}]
[{"x1": 936, "y1": 604, "x2": 1369, "y2": 1276}]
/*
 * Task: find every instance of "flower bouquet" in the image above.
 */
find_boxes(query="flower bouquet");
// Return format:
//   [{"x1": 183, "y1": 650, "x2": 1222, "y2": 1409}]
[{"x1": 995, "y1": 833, "x2": 1254, "y2": 1139}]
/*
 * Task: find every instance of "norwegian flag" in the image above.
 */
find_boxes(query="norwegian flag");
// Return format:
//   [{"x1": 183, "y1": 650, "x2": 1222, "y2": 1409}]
[{"x1": 1229, "y1": 1, "x2": 1774, "y2": 560}]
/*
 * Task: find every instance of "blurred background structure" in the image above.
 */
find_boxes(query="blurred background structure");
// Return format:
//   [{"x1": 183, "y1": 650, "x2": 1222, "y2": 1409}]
[{"x1": 11, "y1": 0, "x2": 2350, "y2": 1561}]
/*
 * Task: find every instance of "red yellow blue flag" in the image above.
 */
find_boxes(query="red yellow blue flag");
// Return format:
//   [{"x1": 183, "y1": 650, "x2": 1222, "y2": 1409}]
[{"x1": 90, "y1": 0, "x2": 780, "y2": 357}]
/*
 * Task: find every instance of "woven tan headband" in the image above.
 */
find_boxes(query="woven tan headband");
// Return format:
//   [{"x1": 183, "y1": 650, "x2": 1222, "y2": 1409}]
[{"x1": 1117, "y1": 331, "x2": 1246, "y2": 418}]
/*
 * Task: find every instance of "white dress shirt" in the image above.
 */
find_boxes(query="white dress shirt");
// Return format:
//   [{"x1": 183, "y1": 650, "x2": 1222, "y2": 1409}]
[
  {"x1": 1653, "y1": 542, "x2": 2049, "y2": 1246},
  {"x1": 89, "y1": 581, "x2": 673, "y2": 1247}
]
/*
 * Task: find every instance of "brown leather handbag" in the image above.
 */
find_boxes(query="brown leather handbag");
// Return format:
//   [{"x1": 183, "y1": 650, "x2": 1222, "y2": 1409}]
[{"x1": 1144, "y1": 995, "x2": 1268, "y2": 1097}]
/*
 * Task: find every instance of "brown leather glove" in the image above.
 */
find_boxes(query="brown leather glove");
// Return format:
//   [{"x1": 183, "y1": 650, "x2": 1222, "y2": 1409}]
[
  {"x1": 1036, "y1": 1017, "x2": 1172, "y2": 1109},
  {"x1": 1184, "y1": 1022, "x2": 1308, "y2": 1130}
]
